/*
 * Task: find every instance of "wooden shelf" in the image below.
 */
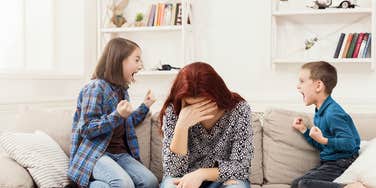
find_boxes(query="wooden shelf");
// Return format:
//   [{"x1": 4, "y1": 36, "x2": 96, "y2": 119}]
[
  {"x1": 272, "y1": 8, "x2": 372, "y2": 17},
  {"x1": 101, "y1": 25, "x2": 184, "y2": 33}
]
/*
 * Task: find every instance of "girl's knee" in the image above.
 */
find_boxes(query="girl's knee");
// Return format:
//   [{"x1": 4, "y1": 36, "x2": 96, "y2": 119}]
[
  {"x1": 111, "y1": 178, "x2": 135, "y2": 188},
  {"x1": 141, "y1": 174, "x2": 159, "y2": 188},
  {"x1": 160, "y1": 176, "x2": 178, "y2": 188}
]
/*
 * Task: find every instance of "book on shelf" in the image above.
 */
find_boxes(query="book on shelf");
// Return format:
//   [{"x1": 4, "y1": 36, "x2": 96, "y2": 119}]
[
  {"x1": 363, "y1": 33, "x2": 372, "y2": 58},
  {"x1": 143, "y1": 2, "x2": 188, "y2": 27},
  {"x1": 341, "y1": 33, "x2": 353, "y2": 58},
  {"x1": 346, "y1": 33, "x2": 358, "y2": 58},
  {"x1": 358, "y1": 33, "x2": 368, "y2": 57},
  {"x1": 175, "y1": 3, "x2": 182, "y2": 25},
  {"x1": 333, "y1": 33, "x2": 345, "y2": 58},
  {"x1": 334, "y1": 32, "x2": 372, "y2": 59},
  {"x1": 352, "y1": 33, "x2": 364, "y2": 58}
]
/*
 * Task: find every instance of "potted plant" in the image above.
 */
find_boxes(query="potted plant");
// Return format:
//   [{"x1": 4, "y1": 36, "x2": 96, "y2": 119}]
[{"x1": 135, "y1": 13, "x2": 144, "y2": 27}]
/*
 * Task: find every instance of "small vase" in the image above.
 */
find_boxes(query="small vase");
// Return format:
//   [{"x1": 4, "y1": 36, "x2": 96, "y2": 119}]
[{"x1": 111, "y1": 14, "x2": 126, "y2": 27}]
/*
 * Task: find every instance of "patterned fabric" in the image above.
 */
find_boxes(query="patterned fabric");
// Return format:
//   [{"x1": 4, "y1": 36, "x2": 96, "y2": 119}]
[
  {"x1": 162, "y1": 101, "x2": 254, "y2": 182},
  {"x1": 68, "y1": 79, "x2": 149, "y2": 187},
  {"x1": 0, "y1": 131, "x2": 70, "y2": 188}
]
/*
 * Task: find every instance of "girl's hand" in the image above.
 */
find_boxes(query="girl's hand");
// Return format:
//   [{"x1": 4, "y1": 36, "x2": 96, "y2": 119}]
[
  {"x1": 143, "y1": 89, "x2": 156, "y2": 108},
  {"x1": 173, "y1": 170, "x2": 205, "y2": 188},
  {"x1": 176, "y1": 100, "x2": 217, "y2": 129},
  {"x1": 116, "y1": 100, "x2": 133, "y2": 118}
]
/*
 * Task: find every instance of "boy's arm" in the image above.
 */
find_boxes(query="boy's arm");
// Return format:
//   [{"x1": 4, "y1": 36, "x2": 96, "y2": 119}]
[
  {"x1": 293, "y1": 117, "x2": 323, "y2": 150},
  {"x1": 326, "y1": 113, "x2": 358, "y2": 152},
  {"x1": 302, "y1": 128, "x2": 324, "y2": 150}
]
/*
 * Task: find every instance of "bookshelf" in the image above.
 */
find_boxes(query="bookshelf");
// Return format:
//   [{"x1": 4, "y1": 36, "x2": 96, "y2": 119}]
[
  {"x1": 97, "y1": 0, "x2": 194, "y2": 76},
  {"x1": 271, "y1": 0, "x2": 375, "y2": 70}
]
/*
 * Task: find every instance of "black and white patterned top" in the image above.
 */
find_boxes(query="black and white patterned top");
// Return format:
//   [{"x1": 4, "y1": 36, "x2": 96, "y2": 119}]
[{"x1": 162, "y1": 101, "x2": 254, "y2": 182}]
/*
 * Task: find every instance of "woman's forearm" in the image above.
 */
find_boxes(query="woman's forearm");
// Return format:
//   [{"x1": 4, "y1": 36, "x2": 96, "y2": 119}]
[
  {"x1": 170, "y1": 124, "x2": 189, "y2": 155},
  {"x1": 196, "y1": 168, "x2": 219, "y2": 181}
]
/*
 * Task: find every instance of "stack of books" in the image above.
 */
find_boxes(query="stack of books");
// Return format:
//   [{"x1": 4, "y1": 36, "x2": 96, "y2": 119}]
[
  {"x1": 145, "y1": 3, "x2": 191, "y2": 27},
  {"x1": 333, "y1": 33, "x2": 372, "y2": 59}
]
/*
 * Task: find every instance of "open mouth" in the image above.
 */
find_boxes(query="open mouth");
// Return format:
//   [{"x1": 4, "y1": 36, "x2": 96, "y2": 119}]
[
  {"x1": 131, "y1": 71, "x2": 138, "y2": 82},
  {"x1": 300, "y1": 92, "x2": 305, "y2": 101}
]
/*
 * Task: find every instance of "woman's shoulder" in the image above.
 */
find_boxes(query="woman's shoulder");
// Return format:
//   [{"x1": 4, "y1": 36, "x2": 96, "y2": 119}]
[{"x1": 230, "y1": 100, "x2": 251, "y2": 116}]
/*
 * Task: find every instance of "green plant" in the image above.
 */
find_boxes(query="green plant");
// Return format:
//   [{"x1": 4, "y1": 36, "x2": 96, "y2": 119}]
[{"x1": 135, "y1": 13, "x2": 144, "y2": 22}]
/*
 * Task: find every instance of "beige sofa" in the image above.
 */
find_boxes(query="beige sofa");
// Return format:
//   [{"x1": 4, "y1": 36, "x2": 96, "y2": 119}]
[{"x1": 0, "y1": 107, "x2": 375, "y2": 188}]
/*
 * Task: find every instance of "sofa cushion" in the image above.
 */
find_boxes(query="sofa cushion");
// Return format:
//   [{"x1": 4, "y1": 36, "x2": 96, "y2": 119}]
[
  {"x1": 135, "y1": 112, "x2": 152, "y2": 168},
  {"x1": 150, "y1": 112, "x2": 163, "y2": 181},
  {"x1": 0, "y1": 153, "x2": 35, "y2": 188},
  {"x1": 261, "y1": 184, "x2": 290, "y2": 188},
  {"x1": 334, "y1": 138, "x2": 376, "y2": 187},
  {"x1": 263, "y1": 108, "x2": 320, "y2": 185},
  {"x1": 12, "y1": 107, "x2": 74, "y2": 156},
  {"x1": 0, "y1": 131, "x2": 70, "y2": 187},
  {"x1": 249, "y1": 112, "x2": 263, "y2": 185},
  {"x1": 150, "y1": 111, "x2": 263, "y2": 184},
  {"x1": 349, "y1": 113, "x2": 376, "y2": 140}
]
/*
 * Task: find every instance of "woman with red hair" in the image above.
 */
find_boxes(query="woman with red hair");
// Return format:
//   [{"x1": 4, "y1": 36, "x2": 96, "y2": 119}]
[{"x1": 159, "y1": 62, "x2": 253, "y2": 188}]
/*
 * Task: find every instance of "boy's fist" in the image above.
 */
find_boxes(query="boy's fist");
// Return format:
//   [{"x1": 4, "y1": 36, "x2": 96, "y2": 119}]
[
  {"x1": 116, "y1": 100, "x2": 133, "y2": 118},
  {"x1": 292, "y1": 117, "x2": 307, "y2": 133},
  {"x1": 143, "y1": 89, "x2": 156, "y2": 108},
  {"x1": 309, "y1": 126, "x2": 327, "y2": 144}
]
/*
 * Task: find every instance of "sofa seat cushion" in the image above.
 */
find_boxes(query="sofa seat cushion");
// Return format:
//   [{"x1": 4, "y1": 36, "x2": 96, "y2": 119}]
[{"x1": 263, "y1": 108, "x2": 320, "y2": 185}]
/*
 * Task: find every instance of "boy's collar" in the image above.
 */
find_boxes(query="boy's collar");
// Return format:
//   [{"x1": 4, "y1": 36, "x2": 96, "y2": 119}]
[{"x1": 315, "y1": 95, "x2": 333, "y2": 116}]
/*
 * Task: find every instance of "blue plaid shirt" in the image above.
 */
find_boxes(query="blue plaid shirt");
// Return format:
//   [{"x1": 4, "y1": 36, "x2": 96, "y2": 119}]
[{"x1": 68, "y1": 79, "x2": 149, "y2": 187}]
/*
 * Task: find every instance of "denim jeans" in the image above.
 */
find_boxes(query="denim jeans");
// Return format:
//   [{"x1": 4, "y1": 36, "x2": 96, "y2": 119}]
[
  {"x1": 160, "y1": 176, "x2": 250, "y2": 188},
  {"x1": 89, "y1": 152, "x2": 159, "y2": 188},
  {"x1": 291, "y1": 155, "x2": 358, "y2": 188}
]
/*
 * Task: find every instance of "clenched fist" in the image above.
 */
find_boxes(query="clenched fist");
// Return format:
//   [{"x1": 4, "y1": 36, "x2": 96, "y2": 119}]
[
  {"x1": 116, "y1": 100, "x2": 133, "y2": 118},
  {"x1": 143, "y1": 89, "x2": 156, "y2": 108},
  {"x1": 309, "y1": 126, "x2": 328, "y2": 144},
  {"x1": 292, "y1": 117, "x2": 307, "y2": 133}
]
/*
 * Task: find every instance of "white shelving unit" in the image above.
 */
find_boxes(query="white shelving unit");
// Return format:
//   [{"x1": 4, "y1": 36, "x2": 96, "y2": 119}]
[
  {"x1": 271, "y1": 0, "x2": 375, "y2": 70},
  {"x1": 97, "y1": 0, "x2": 194, "y2": 76}
]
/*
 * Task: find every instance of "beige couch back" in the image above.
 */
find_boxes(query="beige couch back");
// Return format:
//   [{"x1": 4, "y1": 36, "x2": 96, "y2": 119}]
[
  {"x1": 0, "y1": 108, "x2": 152, "y2": 167},
  {"x1": 262, "y1": 108, "x2": 376, "y2": 185}
]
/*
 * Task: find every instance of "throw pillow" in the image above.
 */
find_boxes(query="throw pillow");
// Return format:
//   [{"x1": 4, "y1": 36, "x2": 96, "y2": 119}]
[
  {"x1": 0, "y1": 130, "x2": 70, "y2": 188},
  {"x1": 334, "y1": 138, "x2": 376, "y2": 187}
]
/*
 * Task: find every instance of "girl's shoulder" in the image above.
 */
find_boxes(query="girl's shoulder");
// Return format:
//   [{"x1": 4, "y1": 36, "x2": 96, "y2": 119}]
[{"x1": 79, "y1": 79, "x2": 115, "y2": 98}]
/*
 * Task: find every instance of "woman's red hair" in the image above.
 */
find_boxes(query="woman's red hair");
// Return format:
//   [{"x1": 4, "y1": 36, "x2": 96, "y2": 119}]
[{"x1": 159, "y1": 62, "x2": 244, "y2": 127}]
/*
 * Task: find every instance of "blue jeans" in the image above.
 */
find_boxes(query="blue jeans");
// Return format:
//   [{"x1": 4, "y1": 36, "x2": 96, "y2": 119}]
[
  {"x1": 89, "y1": 152, "x2": 159, "y2": 188},
  {"x1": 160, "y1": 176, "x2": 250, "y2": 188}
]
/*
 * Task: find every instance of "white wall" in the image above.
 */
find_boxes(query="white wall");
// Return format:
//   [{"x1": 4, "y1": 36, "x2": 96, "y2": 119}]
[
  {"x1": 0, "y1": 0, "x2": 92, "y2": 117},
  {"x1": 131, "y1": 0, "x2": 376, "y2": 113},
  {"x1": 2, "y1": 0, "x2": 375, "y2": 120},
  {"x1": 195, "y1": 0, "x2": 376, "y2": 113}
]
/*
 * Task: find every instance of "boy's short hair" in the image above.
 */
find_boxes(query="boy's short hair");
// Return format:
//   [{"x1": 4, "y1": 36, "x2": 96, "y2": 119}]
[{"x1": 302, "y1": 61, "x2": 337, "y2": 95}]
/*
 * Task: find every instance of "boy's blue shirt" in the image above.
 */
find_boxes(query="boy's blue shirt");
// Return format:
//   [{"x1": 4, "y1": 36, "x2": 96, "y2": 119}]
[{"x1": 303, "y1": 95, "x2": 360, "y2": 161}]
